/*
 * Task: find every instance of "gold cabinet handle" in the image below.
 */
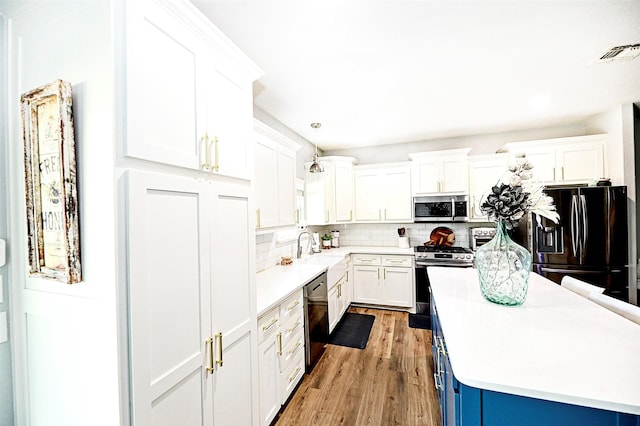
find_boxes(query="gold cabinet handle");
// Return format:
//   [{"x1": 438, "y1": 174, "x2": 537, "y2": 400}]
[
  {"x1": 346, "y1": 271, "x2": 349, "y2": 281},
  {"x1": 377, "y1": 269, "x2": 380, "y2": 279},
  {"x1": 256, "y1": 209, "x2": 261, "y2": 229},
  {"x1": 206, "y1": 338, "x2": 214, "y2": 375},
  {"x1": 553, "y1": 167, "x2": 556, "y2": 181},
  {"x1": 384, "y1": 268, "x2": 387, "y2": 279},
  {"x1": 262, "y1": 317, "x2": 278, "y2": 331},
  {"x1": 200, "y1": 133, "x2": 211, "y2": 171},
  {"x1": 277, "y1": 332, "x2": 283, "y2": 356},
  {"x1": 215, "y1": 333, "x2": 223, "y2": 367},
  {"x1": 296, "y1": 209, "x2": 300, "y2": 223},
  {"x1": 289, "y1": 367, "x2": 302, "y2": 383},
  {"x1": 561, "y1": 166, "x2": 565, "y2": 180},
  {"x1": 384, "y1": 208, "x2": 387, "y2": 220},
  {"x1": 286, "y1": 300, "x2": 300, "y2": 311},
  {"x1": 287, "y1": 320, "x2": 301, "y2": 333},
  {"x1": 212, "y1": 136, "x2": 219, "y2": 172},
  {"x1": 288, "y1": 341, "x2": 302, "y2": 356}
]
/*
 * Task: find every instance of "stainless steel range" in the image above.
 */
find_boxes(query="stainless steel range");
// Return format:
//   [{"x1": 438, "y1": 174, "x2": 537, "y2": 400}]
[
  {"x1": 414, "y1": 245, "x2": 475, "y2": 267},
  {"x1": 412, "y1": 246, "x2": 475, "y2": 328}
]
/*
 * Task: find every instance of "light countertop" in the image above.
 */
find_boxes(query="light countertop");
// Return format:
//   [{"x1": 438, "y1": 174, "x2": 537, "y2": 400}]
[
  {"x1": 428, "y1": 266, "x2": 640, "y2": 415},
  {"x1": 256, "y1": 245, "x2": 415, "y2": 316}
]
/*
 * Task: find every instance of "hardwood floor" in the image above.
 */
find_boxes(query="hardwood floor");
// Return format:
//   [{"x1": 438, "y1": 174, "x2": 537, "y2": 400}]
[{"x1": 275, "y1": 307, "x2": 441, "y2": 426}]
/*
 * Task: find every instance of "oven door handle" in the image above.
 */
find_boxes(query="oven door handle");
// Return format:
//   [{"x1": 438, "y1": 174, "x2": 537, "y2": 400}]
[{"x1": 416, "y1": 262, "x2": 473, "y2": 268}]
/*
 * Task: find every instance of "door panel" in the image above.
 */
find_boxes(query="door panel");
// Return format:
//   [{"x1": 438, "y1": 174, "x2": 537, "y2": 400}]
[{"x1": 127, "y1": 171, "x2": 212, "y2": 425}]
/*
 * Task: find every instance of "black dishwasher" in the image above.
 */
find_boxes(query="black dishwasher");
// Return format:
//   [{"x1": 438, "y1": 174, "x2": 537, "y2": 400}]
[{"x1": 303, "y1": 271, "x2": 328, "y2": 372}]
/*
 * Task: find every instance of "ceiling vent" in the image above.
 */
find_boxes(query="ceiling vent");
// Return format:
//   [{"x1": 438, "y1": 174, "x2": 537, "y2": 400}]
[{"x1": 598, "y1": 43, "x2": 640, "y2": 62}]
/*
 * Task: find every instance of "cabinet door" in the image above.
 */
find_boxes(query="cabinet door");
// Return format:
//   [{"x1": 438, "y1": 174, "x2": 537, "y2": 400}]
[
  {"x1": 354, "y1": 170, "x2": 381, "y2": 221},
  {"x1": 328, "y1": 285, "x2": 339, "y2": 334},
  {"x1": 353, "y1": 266, "x2": 380, "y2": 303},
  {"x1": 520, "y1": 147, "x2": 555, "y2": 182},
  {"x1": 205, "y1": 65, "x2": 254, "y2": 180},
  {"x1": 381, "y1": 267, "x2": 413, "y2": 307},
  {"x1": 255, "y1": 135, "x2": 279, "y2": 229},
  {"x1": 258, "y1": 336, "x2": 280, "y2": 426},
  {"x1": 335, "y1": 162, "x2": 354, "y2": 222},
  {"x1": 127, "y1": 171, "x2": 213, "y2": 425},
  {"x1": 468, "y1": 158, "x2": 508, "y2": 220},
  {"x1": 305, "y1": 165, "x2": 334, "y2": 225},
  {"x1": 382, "y1": 167, "x2": 412, "y2": 222},
  {"x1": 277, "y1": 147, "x2": 296, "y2": 226},
  {"x1": 556, "y1": 142, "x2": 604, "y2": 182},
  {"x1": 441, "y1": 158, "x2": 468, "y2": 193},
  {"x1": 210, "y1": 182, "x2": 257, "y2": 426},
  {"x1": 126, "y1": 0, "x2": 203, "y2": 170},
  {"x1": 413, "y1": 161, "x2": 440, "y2": 194}
]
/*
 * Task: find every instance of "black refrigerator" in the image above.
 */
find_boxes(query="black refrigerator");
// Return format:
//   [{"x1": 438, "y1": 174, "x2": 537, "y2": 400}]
[{"x1": 516, "y1": 185, "x2": 629, "y2": 301}]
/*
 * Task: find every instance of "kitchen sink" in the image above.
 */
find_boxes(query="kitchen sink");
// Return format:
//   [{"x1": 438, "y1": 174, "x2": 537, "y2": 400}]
[{"x1": 303, "y1": 255, "x2": 346, "y2": 287}]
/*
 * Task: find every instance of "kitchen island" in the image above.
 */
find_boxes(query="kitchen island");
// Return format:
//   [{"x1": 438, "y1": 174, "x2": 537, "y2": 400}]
[{"x1": 428, "y1": 266, "x2": 640, "y2": 425}]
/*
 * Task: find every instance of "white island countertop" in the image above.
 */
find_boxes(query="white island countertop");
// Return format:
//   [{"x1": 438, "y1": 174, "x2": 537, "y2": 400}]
[
  {"x1": 257, "y1": 245, "x2": 414, "y2": 316},
  {"x1": 428, "y1": 267, "x2": 640, "y2": 415}
]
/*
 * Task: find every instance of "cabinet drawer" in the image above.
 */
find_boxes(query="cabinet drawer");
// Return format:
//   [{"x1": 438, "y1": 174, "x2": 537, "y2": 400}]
[
  {"x1": 279, "y1": 329, "x2": 304, "y2": 373},
  {"x1": 280, "y1": 352, "x2": 305, "y2": 402},
  {"x1": 279, "y1": 290, "x2": 303, "y2": 324},
  {"x1": 280, "y1": 311, "x2": 304, "y2": 347},
  {"x1": 352, "y1": 254, "x2": 381, "y2": 266},
  {"x1": 258, "y1": 306, "x2": 280, "y2": 344},
  {"x1": 382, "y1": 255, "x2": 413, "y2": 268}
]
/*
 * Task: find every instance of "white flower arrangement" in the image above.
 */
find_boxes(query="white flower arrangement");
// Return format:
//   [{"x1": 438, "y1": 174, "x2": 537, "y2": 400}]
[{"x1": 480, "y1": 153, "x2": 560, "y2": 229}]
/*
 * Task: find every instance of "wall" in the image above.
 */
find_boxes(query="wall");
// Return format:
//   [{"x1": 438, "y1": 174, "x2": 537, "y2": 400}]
[
  {"x1": 4, "y1": 3, "x2": 121, "y2": 425},
  {"x1": 586, "y1": 104, "x2": 637, "y2": 304},
  {"x1": 0, "y1": 14, "x2": 14, "y2": 426},
  {"x1": 324, "y1": 123, "x2": 586, "y2": 164}
]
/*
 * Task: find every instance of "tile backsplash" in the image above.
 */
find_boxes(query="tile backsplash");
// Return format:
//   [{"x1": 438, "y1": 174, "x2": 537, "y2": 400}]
[{"x1": 256, "y1": 222, "x2": 493, "y2": 272}]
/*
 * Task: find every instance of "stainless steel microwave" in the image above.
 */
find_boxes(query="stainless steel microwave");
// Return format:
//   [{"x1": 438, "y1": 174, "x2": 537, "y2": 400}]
[{"x1": 413, "y1": 195, "x2": 469, "y2": 222}]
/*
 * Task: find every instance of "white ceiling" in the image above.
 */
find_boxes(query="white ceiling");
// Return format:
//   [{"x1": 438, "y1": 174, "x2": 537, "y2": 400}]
[{"x1": 192, "y1": 1, "x2": 640, "y2": 150}]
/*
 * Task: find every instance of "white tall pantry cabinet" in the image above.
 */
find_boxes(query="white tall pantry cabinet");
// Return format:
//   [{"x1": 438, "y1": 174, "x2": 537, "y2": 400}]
[{"x1": 124, "y1": 1, "x2": 262, "y2": 425}]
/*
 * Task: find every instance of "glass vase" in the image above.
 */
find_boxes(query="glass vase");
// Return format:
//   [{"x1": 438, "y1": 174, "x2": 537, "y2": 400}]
[{"x1": 475, "y1": 221, "x2": 532, "y2": 306}]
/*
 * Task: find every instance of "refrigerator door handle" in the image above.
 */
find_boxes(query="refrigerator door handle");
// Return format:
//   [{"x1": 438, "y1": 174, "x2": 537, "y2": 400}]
[
  {"x1": 570, "y1": 195, "x2": 579, "y2": 257},
  {"x1": 580, "y1": 194, "x2": 588, "y2": 262},
  {"x1": 540, "y1": 267, "x2": 601, "y2": 275}
]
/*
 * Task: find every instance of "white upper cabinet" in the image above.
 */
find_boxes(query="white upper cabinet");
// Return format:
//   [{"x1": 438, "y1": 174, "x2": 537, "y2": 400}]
[
  {"x1": 305, "y1": 156, "x2": 358, "y2": 225},
  {"x1": 500, "y1": 134, "x2": 606, "y2": 184},
  {"x1": 125, "y1": 0, "x2": 262, "y2": 179},
  {"x1": 409, "y1": 149, "x2": 471, "y2": 195},
  {"x1": 354, "y1": 164, "x2": 412, "y2": 223},
  {"x1": 467, "y1": 154, "x2": 509, "y2": 221},
  {"x1": 254, "y1": 120, "x2": 299, "y2": 230}
]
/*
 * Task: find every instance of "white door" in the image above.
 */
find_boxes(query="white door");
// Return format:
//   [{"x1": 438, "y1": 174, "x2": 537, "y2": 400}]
[
  {"x1": 413, "y1": 161, "x2": 440, "y2": 194},
  {"x1": 127, "y1": 171, "x2": 213, "y2": 425},
  {"x1": 254, "y1": 135, "x2": 279, "y2": 229},
  {"x1": 468, "y1": 158, "x2": 508, "y2": 220},
  {"x1": 334, "y1": 162, "x2": 354, "y2": 222},
  {"x1": 354, "y1": 170, "x2": 381, "y2": 221},
  {"x1": 209, "y1": 182, "x2": 257, "y2": 426},
  {"x1": 556, "y1": 142, "x2": 604, "y2": 182},
  {"x1": 126, "y1": 0, "x2": 203, "y2": 170},
  {"x1": 381, "y1": 267, "x2": 413, "y2": 307},
  {"x1": 441, "y1": 158, "x2": 468, "y2": 193},
  {"x1": 521, "y1": 147, "x2": 555, "y2": 182},
  {"x1": 206, "y1": 64, "x2": 253, "y2": 180},
  {"x1": 277, "y1": 147, "x2": 296, "y2": 226},
  {"x1": 353, "y1": 266, "x2": 380, "y2": 304},
  {"x1": 382, "y1": 167, "x2": 412, "y2": 222},
  {"x1": 258, "y1": 336, "x2": 280, "y2": 426}
]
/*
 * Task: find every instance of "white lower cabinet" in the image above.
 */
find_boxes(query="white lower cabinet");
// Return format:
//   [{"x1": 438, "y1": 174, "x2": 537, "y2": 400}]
[
  {"x1": 258, "y1": 290, "x2": 305, "y2": 426},
  {"x1": 126, "y1": 171, "x2": 257, "y2": 426},
  {"x1": 352, "y1": 254, "x2": 414, "y2": 308},
  {"x1": 328, "y1": 275, "x2": 350, "y2": 333}
]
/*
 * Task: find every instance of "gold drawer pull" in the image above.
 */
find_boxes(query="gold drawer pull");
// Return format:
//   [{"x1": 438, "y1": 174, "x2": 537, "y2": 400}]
[
  {"x1": 206, "y1": 337, "x2": 214, "y2": 375},
  {"x1": 277, "y1": 333, "x2": 283, "y2": 356},
  {"x1": 288, "y1": 341, "x2": 302, "y2": 356},
  {"x1": 215, "y1": 332, "x2": 223, "y2": 367},
  {"x1": 289, "y1": 367, "x2": 302, "y2": 383},
  {"x1": 287, "y1": 321, "x2": 300, "y2": 333},
  {"x1": 262, "y1": 317, "x2": 278, "y2": 331},
  {"x1": 286, "y1": 300, "x2": 300, "y2": 311}
]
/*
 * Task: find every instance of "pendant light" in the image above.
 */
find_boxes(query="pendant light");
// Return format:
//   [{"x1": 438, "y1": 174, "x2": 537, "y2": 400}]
[{"x1": 309, "y1": 122, "x2": 324, "y2": 173}]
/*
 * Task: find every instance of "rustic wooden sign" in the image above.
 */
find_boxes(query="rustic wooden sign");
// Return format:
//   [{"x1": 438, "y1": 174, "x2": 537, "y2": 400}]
[{"x1": 21, "y1": 79, "x2": 82, "y2": 284}]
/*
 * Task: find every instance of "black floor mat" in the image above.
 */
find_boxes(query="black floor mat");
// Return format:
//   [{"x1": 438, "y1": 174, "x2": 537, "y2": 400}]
[
  {"x1": 329, "y1": 313, "x2": 375, "y2": 349},
  {"x1": 408, "y1": 313, "x2": 431, "y2": 330}
]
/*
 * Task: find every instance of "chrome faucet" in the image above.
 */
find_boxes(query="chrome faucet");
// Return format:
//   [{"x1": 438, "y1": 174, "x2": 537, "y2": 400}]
[{"x1": 297, "y1": 231, "x2": 314, "y2": 259}]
